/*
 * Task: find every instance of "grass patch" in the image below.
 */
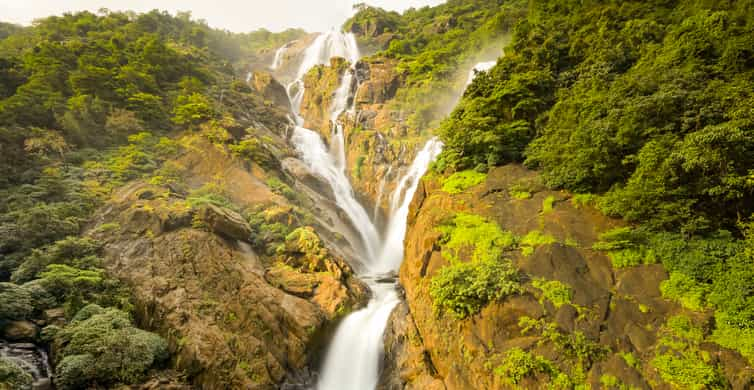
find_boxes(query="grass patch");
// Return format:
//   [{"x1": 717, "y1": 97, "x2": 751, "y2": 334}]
[{"x1": 441, "y1": 170, "x2": 487, "y2": 194}]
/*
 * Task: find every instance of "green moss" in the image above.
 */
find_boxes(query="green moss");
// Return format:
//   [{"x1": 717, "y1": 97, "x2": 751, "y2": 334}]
[
  {"x1": 571, "y1": 193, "x2": 595, "y2": 208},
  {"x1": 430, "y1": 257, "x2": 521, "y2": 319},
  {"x1": 520, "y1": 230, "x2": 558, "y2": 257},
  {"x1": 711, "y1": 311, "x2": 754, "y2": 363},
  {"x1": 660, "y1": 272, "x2": 709, "y2": 311},
  {"x1": 438, "y1": 213, "x2": 517, "y2": 264},
  {"x1": 441, "y1": 170, "x2": 487, "y2": 194},
  {"x1": 493, "y1": 347, "x2": 557, "y2": 385},
  {"x1": 651, "y1": 315, "x2": 726, "y2": 389},
  {"x1": 541, "y1": 195, "x2": 556, "y2": 214},
  {"x1": 532, "y1": 278, "x2": 573, "y2": 309}
]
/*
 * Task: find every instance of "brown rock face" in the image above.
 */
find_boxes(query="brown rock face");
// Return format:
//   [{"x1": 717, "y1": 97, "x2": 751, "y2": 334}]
[
  {"x1": 382, "y1": 164, "x2": 752, "y2": 389},
  {"x1": 195, "y1": 204, "x2": 252, "y2": 242},
  {"x1": 299, "y1": 57, "x2": 349, "y2": 142},
  {"x1": 250, "y1": 71, "x2": 291, "y2": 110},
  {"x1": 89, "y1": 181, "x2": 368, "y2": 389},
  {"x1": 2, "y1": 321, "x2": 38, "y2": 342}
]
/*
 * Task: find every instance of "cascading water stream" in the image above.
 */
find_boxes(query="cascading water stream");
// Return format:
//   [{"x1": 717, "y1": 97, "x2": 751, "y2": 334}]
[
  {"x1": 281, "y1": 25, "x2": 498, "y2": 388},
  {"x1": 270, "y1": 43, "x2": 289, "y2": 70},
  {"x1": 316, "y1": 139, "x2": 442, "y2": 390},
  {"x1": 286, "y1": 31, "x2": 381, "y2": 263}
]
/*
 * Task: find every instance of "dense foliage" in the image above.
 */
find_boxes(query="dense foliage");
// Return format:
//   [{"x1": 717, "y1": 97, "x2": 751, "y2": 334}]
[
  {"x1": 0, "y1": 9, "x2": 295, "y2": 387},
  {"x1": 346, "y1": 0, "x2": 527, "y2": 131},
  {"x1": 50, "y1": 304, "x2": 169, "y2": 389},
  {"x1": 438, "y1": 0, "x2": 754, "y2": 235},
  {"x1": 430, "y1": 213, "x2": 521, "y2": 318}
]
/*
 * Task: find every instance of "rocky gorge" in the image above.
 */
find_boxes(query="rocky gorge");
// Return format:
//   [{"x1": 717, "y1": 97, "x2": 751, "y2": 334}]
[{"x1": 2, "y1": 1, "x2": 754, "y2": 389}]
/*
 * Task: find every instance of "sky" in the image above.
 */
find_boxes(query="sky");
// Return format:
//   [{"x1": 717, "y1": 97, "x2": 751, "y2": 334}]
[{"x1": 0, "y1": 0, "x2": 445, "y2": 33}]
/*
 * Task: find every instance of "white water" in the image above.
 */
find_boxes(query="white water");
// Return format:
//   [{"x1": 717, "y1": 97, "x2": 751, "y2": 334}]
[
  {"x1": 270, "y1": 43, "x2": 289, "y2": 70},
  {"x1": 465, "y1": 60, "x2": 497, "y2": 86},
  {"x1": 283, "y1": 29, "x2": 494, "y2": 389}
]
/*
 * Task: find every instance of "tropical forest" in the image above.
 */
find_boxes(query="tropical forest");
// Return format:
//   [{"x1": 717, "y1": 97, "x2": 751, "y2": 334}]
[{"x1": 0, "y1": 0, "x2": 752, "y2": 389}]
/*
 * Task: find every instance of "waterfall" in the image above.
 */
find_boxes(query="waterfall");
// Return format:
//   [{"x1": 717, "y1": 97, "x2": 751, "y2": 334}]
[
  {"x1": 316, "y1": 138, "x2": 442, "y2": 390},
  {"x1": 286, "y1": 30, "x2": 380, "y2": 264},
  {"x1": 282, "y1": 28, "x2": 494, "y2": 389},
  {"x1": 375, "y1": 139, "x2": 443, "y2": 273},
  {"x1": 270, "y1": 43, "x2": 289, "y2": 70}
]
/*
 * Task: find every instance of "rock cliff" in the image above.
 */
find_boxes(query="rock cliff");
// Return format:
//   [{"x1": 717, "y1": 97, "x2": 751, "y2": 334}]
[{"x1": 381, "y1": 165, "x2": 754, "y2": 389}]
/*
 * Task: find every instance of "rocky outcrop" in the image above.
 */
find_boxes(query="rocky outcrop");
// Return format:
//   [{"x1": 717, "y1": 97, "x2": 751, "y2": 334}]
[
  {"x1": 89, "y1": 181, "x2": 368, "y2": 389},
  {"x1": 299, "y1": 57, "x2": 349, "y2": 142},
  {"x1": 250, "y1": 71, "x2": 291, "y2": 110},
  {"x1": 2, "y1": 321, "x2": 38, "y2": 342},
  {"x1": 383, "y1": 164, "x2": 754, "y2": 389}
]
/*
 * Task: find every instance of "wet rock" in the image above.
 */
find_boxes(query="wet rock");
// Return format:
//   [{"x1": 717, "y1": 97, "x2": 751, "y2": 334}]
[
  {"x1": 3, "y1": 321, "x2": 38, "y2": 342},
  {"x1": 42, "y1": 308, "x2": 66, "y2": 327},
  {"x1": 250, "y1": 71, "x2": 291, "y2": 110},
  {"x1": 195, "y1": 204, "x2": 253, "y2": 242}
]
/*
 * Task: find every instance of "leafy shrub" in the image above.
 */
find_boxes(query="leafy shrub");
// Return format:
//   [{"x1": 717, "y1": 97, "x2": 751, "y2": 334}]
[
  {"x1": 172, "y1": 92, "x2": 214, "y2": 126},
  {"x1": 532, "y1": 278, "x2": 572, "y2": 309},
  {"x1": 12, "y1": 236, "x2": 100, "y2": 283},
  {"x1": 53, "y1": 305, "x2": 169, "y2": 389},
  {"x1": 493, "y1": 347, "x2": 556, "y2": 385},
  {"x1": 651, "y1": 316, "x2": 726, "y2": 389},
  {"x1": 711, "y1": 311, "x2": 754, "y2": 363},
  {"x1": 441, "y1": 170, "x2": 487, "y2": 194},
  {"x1": 230, "y1": 137, "x2": 275, "y2": 169},
  {"x1": 592, "y1": 227, "x2": 657, "y2": 268},
  {"x1": 0, "y1": 282, "x2": 33, "y2": 322},
  {"x1": 520, "y1": 317, "x2": 608, "y2": 365},
  {"x1": 430, "y1": 257, "x2": 521, "y2": 319},
  {"x1": 660, "y1": 272, "x2": 709, "y2": 311},
  {"x1": 0, "y1": 357, "x2": 32, "y2": 389}
]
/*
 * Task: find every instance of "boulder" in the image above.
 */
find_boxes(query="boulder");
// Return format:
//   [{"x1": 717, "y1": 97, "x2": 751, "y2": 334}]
[
  {"x1": 3, "y1": 320, "x2": 38, "y2": 341},
  {"x1": 196, "y1": 204, "x2": 253, "y2": 242},
  {"x1": 250, "y1": 71, "x2": 290, "y2": 110}
]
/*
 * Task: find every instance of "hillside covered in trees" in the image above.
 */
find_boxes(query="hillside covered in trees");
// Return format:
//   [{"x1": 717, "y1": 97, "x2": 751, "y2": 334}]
[{"x1": 0, "y1": 0, "x2": 753, "y2": 389}]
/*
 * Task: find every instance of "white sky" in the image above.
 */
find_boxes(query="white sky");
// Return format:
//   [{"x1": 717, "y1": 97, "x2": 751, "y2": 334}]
[{"x1": 0, "y1": 0, "x2": 445, "y2": 33}]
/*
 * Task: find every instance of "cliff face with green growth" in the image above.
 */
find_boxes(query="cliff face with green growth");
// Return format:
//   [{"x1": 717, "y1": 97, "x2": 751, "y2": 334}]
[
  {"x1": 0, "y1": 10, "x2": 372, "y2": 389},
  {"x1": 383, "y1": 165, "x2": 753, "y2": 389}
]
